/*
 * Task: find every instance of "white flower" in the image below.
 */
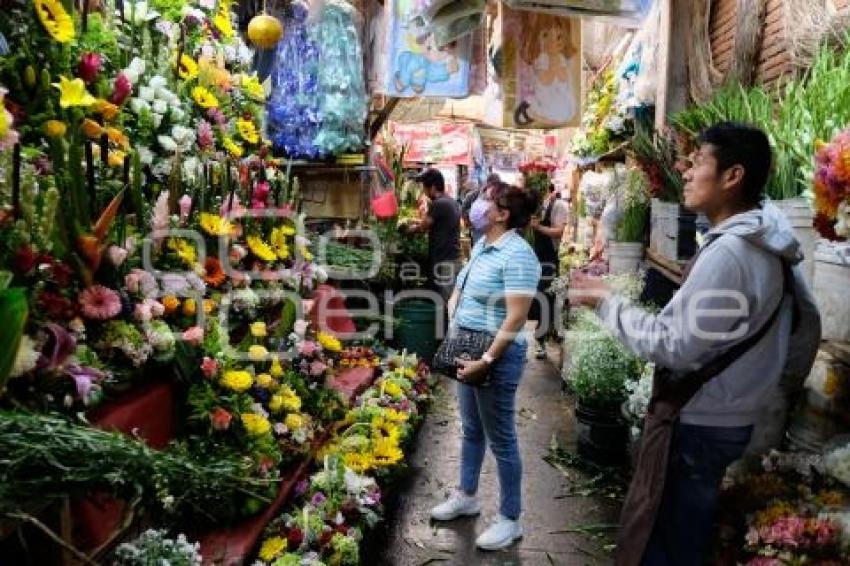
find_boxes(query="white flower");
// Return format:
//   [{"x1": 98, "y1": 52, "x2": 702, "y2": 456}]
[
  {"x1": 9, "y1": 335, "x2": 39, "y2": 379},
  {"x1": 152, "y1": 113, "x2": 163, "y2": 129},
  {"x1": 199, "y1": 0, "x2": 216, "y2": 9},
  {"x1": 149, "y1": 75, "x2": 167, "y2": 90},
  {"x1": 201, "y1": 43, "x2": 216, "y2": 60},
  {"x1": 137, "y1": 146, "x2": 154, "y2": 165},
  {"x1": 157, "y1": 135, "x2": 178, "y2": 152},
  {"x1": 124, "y1": 57, "x2": 147, "y2": 84},
  {"x1": 138, "y1": 86, "x2": 156, "y2": 102},
  {"x1": 314, "y1": 266, "x2": 328, "y2": 283},
  {"x1": 152, "y1": 100, "x2": 168, "y2": 115},
  {"x1": 154, "y1": 19, "x2": 176, "y2": 40},
  {"x1": 158, "y1": 125, "x2": 195, "y2": 154},
  {"x1": 126, "y1": 1, "x2": 159, "y2": 25},
  {"x1": 170, "y1": 107, "x2": 185, "y2": 121},
  {"x1": 129, "y1": 98, "x2": 149, "y2": 115}
]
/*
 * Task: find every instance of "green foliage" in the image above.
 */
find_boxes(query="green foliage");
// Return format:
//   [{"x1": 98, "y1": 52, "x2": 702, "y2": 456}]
[
  {"x1": 616, "y1": 169, "x2": 650, "y2": 242},
  {"x1": 0, "y1": 288, "x2": 28, "y2": 392}
]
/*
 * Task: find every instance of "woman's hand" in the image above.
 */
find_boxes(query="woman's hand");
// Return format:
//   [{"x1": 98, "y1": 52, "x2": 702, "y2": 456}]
[
  {"x1": 568, "y1": 271, "x2": 612, "y2": 309},
  {"x1": 455, "y1": 358, "x2": 489, "y2": 382}
]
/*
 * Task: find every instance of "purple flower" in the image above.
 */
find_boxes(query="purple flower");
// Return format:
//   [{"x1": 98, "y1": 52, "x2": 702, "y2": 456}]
[
  {"x1": 310, "y1": 492, "x2": 327, "y2": 506},
  {"x1": 294, "y1": 479, "x2": 308, "y2": 498}
]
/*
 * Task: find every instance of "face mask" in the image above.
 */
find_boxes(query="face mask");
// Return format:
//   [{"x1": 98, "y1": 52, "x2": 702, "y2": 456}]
[{"x1": 469, "y1": 198, "x2": 492, "y2": 231}]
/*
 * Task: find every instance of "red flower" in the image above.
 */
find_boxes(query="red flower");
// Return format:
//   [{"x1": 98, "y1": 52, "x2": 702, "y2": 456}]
[
  {"x1": 287, "y1": 527, "x2": 304, "y2": 549},
  {"x1": 210, "y1": 407, "x2": 233, "y2": 431},
  {"x1": 110, "y1": 73, "x2": 132, "y2": 105},
  {"x1": 37, "y1": 291, "x2": 77, "y2": 320},
  {"x1": 13, "y1": 246, "x2": 38, "y2": 274},
  {"x1": 814, "y1": 212, "x2": 846, "y2": 241},
  {"x1": 78, "y1": 53, "x2": 102, "y2": 84}
]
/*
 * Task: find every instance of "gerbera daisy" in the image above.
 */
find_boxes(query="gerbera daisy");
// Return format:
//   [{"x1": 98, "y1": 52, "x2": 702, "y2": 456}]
[
  {"x1": 199, "y1": 212, "x2": 235, "y2": 236},
  {"x1": 78, "y1": 285, "x2": 122, "y2": 320},
  {"x1": 176, "y1": 53, "x2": 199, "y2": 80},
  {"x1": 246, "y1": 235, "x2": 277, "y2": 261},
  {"x1": 192, "y1": 86, "x2": 219, "y2": 109},
  {"x1": 203, "y1": 257, "x2": 227, "y2": 287},
  {"x1": 34, "y1": 0, "x2": 76, "y2": 43},
  {"x1": 236, "y1": 118, "x2": 260, "y2": 144}
]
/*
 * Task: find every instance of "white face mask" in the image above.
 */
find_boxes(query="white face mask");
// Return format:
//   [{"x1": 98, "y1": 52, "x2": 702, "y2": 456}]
[{"x1": 469, "y1": 198, "x2": 492, "y2": 231}]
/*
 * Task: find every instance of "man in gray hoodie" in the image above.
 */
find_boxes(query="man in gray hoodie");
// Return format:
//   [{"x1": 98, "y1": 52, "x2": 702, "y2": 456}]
[{"x1": 571, "y1": 122, "x2": 820, "y2": 565}]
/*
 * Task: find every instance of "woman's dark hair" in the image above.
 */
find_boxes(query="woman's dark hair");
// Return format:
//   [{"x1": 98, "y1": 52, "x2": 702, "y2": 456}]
[
  {"x1": 489, "y1": 182, "x2": 537, "y2": 229},
  {"x1": 698, "y1": 122, "x2": 772, "y2": 205}
]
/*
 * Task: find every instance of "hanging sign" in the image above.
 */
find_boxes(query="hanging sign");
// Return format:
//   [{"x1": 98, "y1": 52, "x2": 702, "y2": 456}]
[{"x1": 390, "y1": 121, "x2": 474, "y2": 166}]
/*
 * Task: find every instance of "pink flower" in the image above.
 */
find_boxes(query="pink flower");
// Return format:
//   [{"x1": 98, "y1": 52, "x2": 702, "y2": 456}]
[
  {"x1": 298, "y1": 340, "x2": 319, "y2": 357},
  {"x1": 309, "y1": 360, "x2": 328, "y2": 376},
  {"x1": 78, "y1": 285, "x2": 122, "y2": 320},
  {"x1": 125, "y1": 268, "x2": 158, "y2": 298},
  {"x1": 134, "y1": 302, "x2": 153, "y2": 322},
  {"x1": 197, "y1": 120, "x2": 214, "y2": 150},
  {"x1": 110, "y1": 72, "x2": 132, "y2": 105},
  {"x1": 179, "y1": 194, "x2": 192, "y2": 223},
  {"x1": 207, "y1": 107, "x2": 227, "y2": 126},
  {"x1": 146, "y1": 299, "x2": 165, "y2": 317},
  {"x1": 152, "y1": 191, "x2": 170, "y2": 239},
  {"x1": 230, "y1": 244, "x2": 248, "y2": 262},
  {"x1": 107, "y1": 245, "x2": 128, "y2": 267},
  {"x1": 252, "y1": 181, "x2": 270, "y2": 209},
  {"x1": 200, "y1": 356, "x2": 218, "y2": 379},
  {"x1": 220, "y1": 193, "x2": 246, "y2": 218},
  {"x1": 182, "y1": 326, "x2": 204, "y2": 345},
  {"x1": 78, "y1": 53, "x2": 102, "y2": 84},
  {"x1": 210, "y1": 407, "x2": 232, "y2": 431}
]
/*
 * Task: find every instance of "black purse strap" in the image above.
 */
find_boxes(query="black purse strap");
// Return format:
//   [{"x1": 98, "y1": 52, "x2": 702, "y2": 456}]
[{"x1": 451, "y1": 250, "x2": 485, "y2": 320}]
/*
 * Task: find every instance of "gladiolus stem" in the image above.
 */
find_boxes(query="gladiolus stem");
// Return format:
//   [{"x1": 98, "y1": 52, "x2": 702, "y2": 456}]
[
  {"x1": 85, "y1": 141, "x2": 96, "y2": 217},
  {"x1": 12, "y1": 143, "x2": 20, "y2": 219}
]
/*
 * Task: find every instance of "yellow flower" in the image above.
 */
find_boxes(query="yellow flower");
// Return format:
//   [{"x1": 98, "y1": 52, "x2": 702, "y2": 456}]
[
  {"x1": 269, "y1": 395, "x2": 285, "y2": 413},
  {"x1": 250, "y1": 321, "x2": 267, "y2": 338},
  {"x1": 168, "y1": 239, "x2": 197, "y2": 266},
  {"x1": 82, "y1": 118, "x2": 104, "y2": 139},
  {"x1": 317, "y1": 331, "x2": 342, "y2": 353},
  {"x1": 284, "y1": 413, "x2": 304, "y2": 431},
  {"x1": 383, "y1": 381, "x2": 403, "y2": 398},
  {"x1": 255, "y1": 373, "x2": 274, "y2": 388},
  {"x1": 258, "y1": 536, "x2": 287, "y2": 562},
  {"x1": 213, "y1": 2, "x2": 235, "y2": 39},
  {"x1": 246, "y1": 235, "x2": 277, "y2": 262},
  {"x1": 236, "y1": 118, "x2": 260, "y2": 144},
  {"x1": 44, "y1": 120, "x2": 67, "y2": 138},
  {"x1": 222, "y1": 136, "x2": 243, "y2": 158},
  {"x1": 371, "y1": 437, "x2": 403, "y2": 467},
  {"x1": 53, "y1": 76, "x2": 96, "y2": 108},
  {"x1": 242, "y1": 413, "x2": 271, "y2": 436},
  {"x1": 108, "y1": 150, "x2": 127, "y2": 168},
  {"x1": 192, "y1": 86, "x2": 219, "y2": 109},
  {"x1": 240, "y1": 74, "x2": 265, "y2": 101},
  {"x1": 372, "y1": 416, "x2": 401, "y2": 442},
  {"x1": 270, "y1": 358, "x2": 284, "y2": 378},
  {"x1": 343, "y1": 452, "x2": 373, "y2": 474},
  {"x1": 199, "y1": 212, "x2": 235, "y2": 237},
  {"x1": 383, "y1": 408, "x2": 409, "y2": 424},
  {"x1": 281, "y1": 390, "x2": 302, "y2": 412},
  {"x1": 106, "y1": 127, "x2": 130, "y2": 149},
  {"x1": 221, "y1": 370, "x2": 253, "y2": 392},
  {"x1": 248, "y1": 344, "x2": 269, "y2": 361},
  {"x1": 299, "y1": 246, "x2": 313, "y2": 261},
  {"x1": 203, "y1": 299, "x2": 216, "y2": 314},
  {"x1": 269, "y1": 226, "x2": 291, "y2": 259},
  {"x1": 162, "y1": 295, "x2": 180, "y2": 315},
  {"x1": 35, "y1": 0, "x2": 76, "y2": 43},
  {"x1": 176, "y1": 53, "x2": 199, "y2": 80},
  {"x1": 92, "y1": 99, "x2": 120, "y2": 121},
  {"x1": 279, "y1": 224, "x2": 296, "y2": 236},
  {"x1": 182, "y1": 298, "x2": 197, "y2": 316}
]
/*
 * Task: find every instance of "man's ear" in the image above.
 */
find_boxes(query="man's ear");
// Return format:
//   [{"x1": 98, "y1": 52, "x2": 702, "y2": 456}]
[{"x1": 722, "y1": 164, "x2": 745, "y2": 192}]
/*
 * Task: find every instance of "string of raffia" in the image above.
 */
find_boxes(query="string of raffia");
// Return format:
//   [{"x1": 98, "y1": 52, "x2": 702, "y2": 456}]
[
  {"x1": 728, "y1": 0, "x2": 767, "y2": 86},
  {"x1": 784, "y1": 0, "x2": 850, "y2": 72},
  {"x1": 687, "y1": 0, "x2": 723, "y2": 103}
]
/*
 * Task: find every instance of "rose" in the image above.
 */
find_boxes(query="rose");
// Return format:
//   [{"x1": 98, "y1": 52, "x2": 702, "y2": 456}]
[
  {"x1": 182, "y1": 326, "x2": 204, "y2": 345},
  {"x1": 200, "y1": 356, "x2": 218, "y2": 378},
  {"x1": 210, "y1": 407, "x2": 233, "y2": 431}
]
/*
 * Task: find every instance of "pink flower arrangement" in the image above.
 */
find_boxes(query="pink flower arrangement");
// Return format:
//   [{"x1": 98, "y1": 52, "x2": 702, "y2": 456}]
[
  {"x1": 78, "y1": 285, "x2": 122, "y2": 320},
  {"x1": 78, "y1": 53, "x2": 102, "y2": 84},
  {"x1": 252, "y1": 181, "x2": 270, "y2": 209},
  {"x1": 201, "y1": 356, "x2": 219, "y2": 379},
  {"x1": 813, "y1": 130, "x2": 850, "y2": 240},
  {"x1": 518, "y1": 161, "x2": 557, "y2": 175},
  {"x1": 182, "y1": 326, "x2": 204, "y2": 345},
  {"x1": 746, "y1": 516, "x2": 839, "y2": 550},
  {"x1": 125, "y1": 268, "x2": 158, "y2": 298}
]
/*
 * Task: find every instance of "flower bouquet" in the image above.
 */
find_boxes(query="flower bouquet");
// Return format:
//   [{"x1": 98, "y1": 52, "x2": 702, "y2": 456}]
[{"x1": 813, "y1": 129, "x2": 850, "y2": 241}]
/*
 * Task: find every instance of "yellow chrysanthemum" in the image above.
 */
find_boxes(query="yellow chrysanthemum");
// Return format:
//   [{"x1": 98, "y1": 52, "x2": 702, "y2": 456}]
[
  {"x1": 199, "y1": 212, "x2": 235, "y2": 237},
  {"x1": 255, "y1": 373, "x2": 274, "y2": 388},
  {"x1": 246, "y1": 235, "x2": 277, "y2": 262},
  {"x1": 236, "y1": 118, "x2": 260, "y2": 144},
  {"x1": 222, "y1": 136, "x2": 243, "y2": 158},
  {"x1": 168, "y1": 239, "x2": 197, "y2": 266},
  {"x1": 242, "y1": 413, "x2": 271, "y2": 436},
  {"x1": 248, "y1": 344, "x2": 269, "y2": 361},
  {"x1": 269, "y1": 226, "x2": 290, "y2": 259},
  {"x1": 35, "y1": 0, "x2": 76, "y2": 43},
  {"x1": 282, "y1": 392, "x2": 301, "y2": 413},
  {"x1": 343, "y1": 452, "x2": 373, "y2": 474},
  {"x1": 108, "y1": 150, "x2": 127, "y2": 168},
  {"x1": 284, "y1": 413, "x2": 304, "y2": 431},
  {"x1": 54, "y1": 76, "x2": 96, "y2": 109},
  {"x1": 270, "y1": 358, "x2": 284, "y2": 378},
  {"x1": 383, "y1": 408, "x2": 410, "y2": 424},
  {"x1": 268, "y1": 394, "x2": 284, "y2": 413},
  {"x1": 192, "y1": 86, "x2": 219, "y2": 109},
  {"x1": 176, "y1": 53, "x2": 199, "y2": 80},
  {"x1": 221, "y1": 370, "x2": 253, "y2": 392},
  {"x1": 250, "y1": 321, "x2": 267, "y2": 338},
  {"x1": 258, "y1": 536, "x2": 287, "y2": 562},
  {"x1": 213, "y1": 2, "x2": 235, "y2": 39},
  {"x1": 371, "y1": 437, "x2": 404, "y2": 467},
  {"x1": 317, "y1": 331, "x2": 342, "y2": 353},
  {"x1": 383, "y1": 381, "x2": 403, "y2": 398},
  {"x1": 44, "y1": 120, "x2": 67, "y2": 138},
  {"x1": 240, "y1": 74, "x2": 265, "y2": 101}
]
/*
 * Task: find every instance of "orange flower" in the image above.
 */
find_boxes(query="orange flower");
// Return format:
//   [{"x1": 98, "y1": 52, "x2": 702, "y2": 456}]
[
  {"x1": 82, "y1": 118, "x2": 103, "y2": 139},
  {"x1": 92, "y1": 99, "x2": 120, "y2": 121},
  {"x1": 106, "y1": 127, "x2": 129, "y2": 149},
  {"x1": 203, "y1": 257, "x2": 227, "y2": 287},
  {"x1": 203, "y1": 299, "x2": 216, "y2": 314},
  {"x1": 162, "y1": 295, "x2": 180, "y2": 315}
]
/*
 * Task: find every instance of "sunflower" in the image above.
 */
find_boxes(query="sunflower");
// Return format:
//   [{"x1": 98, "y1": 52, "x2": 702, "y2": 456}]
[
  {"x1": 176, "y1": 53, "x2": 199, "y2": 80},
  {"x1": 192, "y1": 86, "x2": 219, "y2": 109},
  {"x1": 241, "y1": 74, "x2": 265, "y2": 101},
  {"x1": 246, "y1": 235, "x2": 277, "y2": 262},
  {"x1": 199, "y1": 212, "x2": 235, "y2": 236},
  {"x1": 167, "y1": 238, "x2": 196, "y2": 266},
  {"x1": 213, "y1": 1, "x2": 235, "y2": 39},
  {"x1": 269, "y1": 226, "x2": 291, "y2": 259},
  {"x1": 203, "y1": 257, "x2": 227, "y2": 287},
  {"x1": 371, "y1": 437, "x2": 404, "y2": 467},
  {"x1": 34, "y1": 0, "x2": 76, "y2": 43},
  {"x1": 343, "y1": 452, "x2": 373, "y2": 474},
  {"x1": 236, "y1": 118, "x2": 260, "y2": 144},
  {"x1": 222, "y1": 136, "x2": 243, "y2": 158}
]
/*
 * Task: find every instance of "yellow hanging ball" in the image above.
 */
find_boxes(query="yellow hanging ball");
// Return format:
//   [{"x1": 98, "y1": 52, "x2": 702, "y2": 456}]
[{"x1": 247, "y1": 14, "x2": 284, "y2": 49}]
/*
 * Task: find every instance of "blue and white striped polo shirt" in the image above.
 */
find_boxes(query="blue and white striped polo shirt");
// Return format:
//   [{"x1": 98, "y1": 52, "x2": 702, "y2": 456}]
[{"x1": 452, "y1": 230, "x2": 541, "y2": 341}]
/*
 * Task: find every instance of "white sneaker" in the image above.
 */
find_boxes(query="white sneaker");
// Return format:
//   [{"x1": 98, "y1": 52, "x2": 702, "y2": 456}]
[
  {"x1": 475, "y1": 514, "x2": 523, "y2": 550},
  {"x1": 430, "y1": 490, "x2": 481, "y2": 521}
]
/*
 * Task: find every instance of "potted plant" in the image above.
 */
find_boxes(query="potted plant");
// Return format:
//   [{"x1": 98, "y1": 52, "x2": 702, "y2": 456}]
[
  {"x1": 566, "y1": 308, "x2": 643, "y2": 464},
  {"x1": 609, "y1": 168, "x2": 650, "y2": 274}
]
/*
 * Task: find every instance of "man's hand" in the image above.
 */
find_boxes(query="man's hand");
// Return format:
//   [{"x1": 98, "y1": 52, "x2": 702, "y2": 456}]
[
  {"x1": 529, "y1": 217, "x2": 541, "y2": 231},
  {"x1": 568, "y1": 271, "x2": 612, "y2": 309},
  {"x1": 455, "y1": 358, "x2": 488, "y2": 382}
]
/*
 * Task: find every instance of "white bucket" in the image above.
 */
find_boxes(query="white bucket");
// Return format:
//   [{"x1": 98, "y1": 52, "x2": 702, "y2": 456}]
[
  {"x1": 813, "y1": 241, "x2": 850, "y2": 343},
  {"x1": 608, "y1": 242, "x2": 645, "y2": 275},
  {"x1": 773, "y1": 197, "x2": 817, "y2": 286}
]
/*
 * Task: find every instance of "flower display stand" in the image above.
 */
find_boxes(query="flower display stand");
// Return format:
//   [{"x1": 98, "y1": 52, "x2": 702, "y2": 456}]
[
  {"x1": 72, "y1": 380, "x2": 175, "y2": 552},
  {"x1": 311, "y1": 284, "x2": 357, "y2": 335},
  {"x1": 327, "y1": 366, "x2": 377, "y2": 405}
]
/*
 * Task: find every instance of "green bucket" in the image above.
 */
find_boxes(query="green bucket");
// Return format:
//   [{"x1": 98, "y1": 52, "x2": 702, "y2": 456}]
[{"x1": 393, "y1": 298, "x2": 440, "y2": 363}]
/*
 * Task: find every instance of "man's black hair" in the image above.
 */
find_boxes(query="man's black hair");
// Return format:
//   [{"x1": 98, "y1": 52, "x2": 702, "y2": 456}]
[
  {"x1": 416, "y1": 168, "x2": 445, "y2": 193},
  {"x1": 698, "y1": 122, "x2": 772, "y2": 205}
]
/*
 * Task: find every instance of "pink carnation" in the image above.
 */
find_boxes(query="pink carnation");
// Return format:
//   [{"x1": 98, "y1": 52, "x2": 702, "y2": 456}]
[
  {"x1": 309, "y1": 360, "x2": 328, "y2": 376},
  {"x1": 182, "y1": 326, "x2": 204, "y2": 345},
  {"x1": 200, "y1": 356, "x2": 218, "y2": 379},
  {"x1": 79, "y1": 285, "x2": 122, "y2": 320},
  {"x1": 298, "y1": 340, "x2": 319, "y2": 357}
]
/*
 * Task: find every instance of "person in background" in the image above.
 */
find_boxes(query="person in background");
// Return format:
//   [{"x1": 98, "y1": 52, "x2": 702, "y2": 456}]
[
  {"x1": 528, "y1": 183, "x2": 570, "y2": 358},
  {"x1": 429, "y1": 182, "x2": 541, "y2": 551},
  {"x1": 569, "y1": 122, "x2": 820, "y2": 565},
  {"x1": 462, "y1": 173, "x2": 501, "y2": 246},
  {"x1": 406, "y1": 168, "x2": 462, "y2": 303}
]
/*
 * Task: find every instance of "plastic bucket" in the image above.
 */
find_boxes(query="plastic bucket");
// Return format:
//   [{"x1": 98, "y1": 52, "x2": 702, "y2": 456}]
[
  {"x1": 608, "y1": 242, "x2": 645, "y2": 275},
  {"x1": 774, "y1": 198, "x2": 816, "y2": 285},
  {"x1": 574, "y1": 401, "x2": 628, "y2": 465},
  {"x1": 813, "y1": 241, "x2": 850, "y2": 343},
  {"x1": 392, "y1": 298, "x2": 439, "y2": 363},
  {"x1": 786, "y1": 349, "x2": 850, "y2": 452}
]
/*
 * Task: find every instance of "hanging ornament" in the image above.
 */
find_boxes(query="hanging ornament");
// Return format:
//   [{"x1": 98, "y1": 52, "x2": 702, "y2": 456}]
[{"x1": 247, "y1": 13, "x2": 284, "y2": 49}]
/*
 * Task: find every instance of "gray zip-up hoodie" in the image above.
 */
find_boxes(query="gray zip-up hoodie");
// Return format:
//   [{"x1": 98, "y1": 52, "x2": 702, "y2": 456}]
[{"x1": 598, "y1": 203, "x2": 821, "y2": 435}]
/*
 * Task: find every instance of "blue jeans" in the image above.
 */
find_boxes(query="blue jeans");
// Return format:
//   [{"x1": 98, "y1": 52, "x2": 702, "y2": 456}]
[
  {"x1": 458, "y1": 340, "x2": 526, "y2": 519},
  {"x1": 643, "y1": 423, "x2": 753, "y2": 566}
]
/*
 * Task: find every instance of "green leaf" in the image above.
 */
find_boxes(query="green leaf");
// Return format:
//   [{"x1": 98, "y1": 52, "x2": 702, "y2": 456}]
[
  {"x1": 275, "y1": 297, "x2": 297, "y2": 341},
  {"x1": 0, "y1": 288, "x2": 28, "y2": 392}
]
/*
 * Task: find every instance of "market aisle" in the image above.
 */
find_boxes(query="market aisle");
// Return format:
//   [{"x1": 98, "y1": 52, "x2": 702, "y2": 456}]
[{"x1": 365, "y1": 338, "x2": 620, "y2": 565}]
